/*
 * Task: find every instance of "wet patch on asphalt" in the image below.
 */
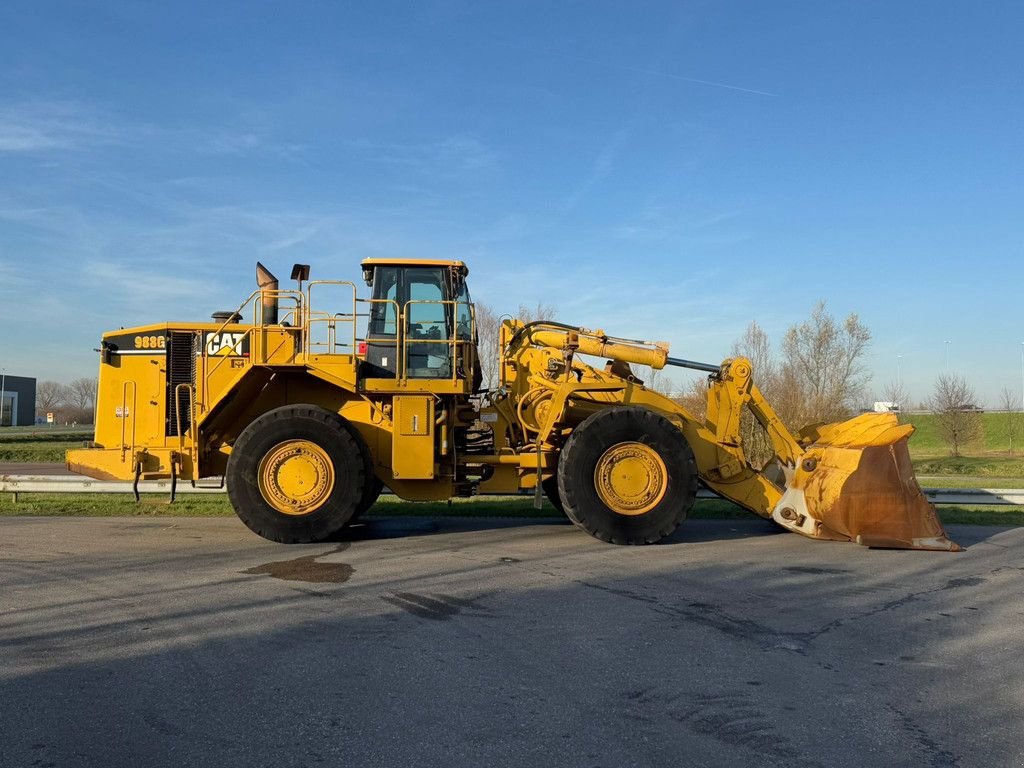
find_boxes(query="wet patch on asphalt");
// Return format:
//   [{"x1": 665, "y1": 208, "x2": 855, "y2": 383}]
[{"x1": 242, "y1": 543, "x2": 353, "y2": 584}]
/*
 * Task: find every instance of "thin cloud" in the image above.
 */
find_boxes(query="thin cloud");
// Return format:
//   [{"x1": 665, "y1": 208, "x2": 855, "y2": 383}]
[
  {"x1": 0, "y1": 206, "x2": 61, "y2": 223},
  {"x1": 200, "y1": 131, "x2": 306, "y2": 159},
  {"x1": 563, "y1": 127, "x2": 631, "y2": 212},
  {"x1": 0, "y1": 259, "x2": 30, "y2": 293},
  {"x1": 350, "y1": 136, "x2": 497, "y2": 173},
  {"x1": 86, "y1": 260, "x2": 212, "y2": 301},
  {"x1": 495, "y1": 42, "x2": 778, "y2": 97},
  {"x1": 0, "y1": 99, "x2": 306, "y2": 160},
  {"x1": 0, "y1": 101, "x2": 120, "y2": 152},
  {"x1": 611, "y1": 206, "x2": 745, "y2": 242},
  {"x1": 261, "y1": 222, "x2": 324, "y2": 253}
]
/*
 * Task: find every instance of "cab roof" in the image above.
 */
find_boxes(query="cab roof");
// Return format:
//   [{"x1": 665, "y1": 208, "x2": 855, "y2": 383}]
[{"x1": 360, "y1": 258, "x2": 467, "y2": 271}]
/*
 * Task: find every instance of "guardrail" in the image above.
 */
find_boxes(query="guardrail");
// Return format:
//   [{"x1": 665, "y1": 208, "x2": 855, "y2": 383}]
[
  {"x1": 921, "y1": 488, "x2": 1024, "y2": 505},
  {"x1": 2, "y1": 474, "x2": 1023, "y2": 506},
  {"x1": 0, "y1": 475, "x2": 224, "y2": 499}
]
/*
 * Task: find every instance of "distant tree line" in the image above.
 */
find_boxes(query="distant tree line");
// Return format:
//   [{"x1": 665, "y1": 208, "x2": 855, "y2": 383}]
[
  {"x1": 35, "y1": 378, "x2": 98, "y2": 425},
  {"x1": 667, "y1": 303, "x2": 1010, "y2": 461}
]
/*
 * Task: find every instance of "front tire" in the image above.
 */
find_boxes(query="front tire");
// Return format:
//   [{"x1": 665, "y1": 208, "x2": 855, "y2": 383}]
[
  {"x1": 558, "y1": 407, "x2": 697, "y2": 545},
  {"x1": 227, "y1": 405, "x2": 367, "y2": 543}
]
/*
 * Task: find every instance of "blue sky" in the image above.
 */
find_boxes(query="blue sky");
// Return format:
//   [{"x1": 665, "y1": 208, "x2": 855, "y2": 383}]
[{"x1": 1, "y1": 1, "x2": 1021, "y2": 405}]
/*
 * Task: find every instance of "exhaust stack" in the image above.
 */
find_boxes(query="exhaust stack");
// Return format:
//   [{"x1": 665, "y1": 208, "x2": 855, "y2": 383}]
[{"x1": 256, "y1": 262, "x2": 279, "y2": 325}]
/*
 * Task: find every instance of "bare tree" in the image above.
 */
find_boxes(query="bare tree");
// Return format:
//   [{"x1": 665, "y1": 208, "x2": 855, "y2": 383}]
[
  {"x1": 517, "y1": 302, "x2": 557, "y2": 323},
  {"x1": 999, "y1": 387, "x2": 1020, "y2": 455},
  {"x1": 780, "y1": 302, "x2": 871, "y2": 426},
  {"x1": 65, "y1": 377, "x2": 98, "y2": 411},
  {"x1": 632, "y1": 364, "x2": 673, "y2": 394},
  {"x1": 732, "y1": 321, "x2": 776, "y2": 387},
  {"x1": 61, "y1": 377, "x2": 98, "y2": 424},
  {"x1": 879, "y1": 379, "x2": 912, "y2": 418},
  {"x1": 474, "y1": 302, "x2": 502, "y2": 390},
  {"x1": 692, "y1": 308, "x2": 873, "y2": 467},
  {"x1": 474, "y1": 301, "x2": 558, "y2": 391},
  {"x1": 929, "y1": 374, "x2": 983, "y2": 457},
  {"x1": 35, "y1": 380, "x2": 68, "y2": 418},
  {"x1": 673, "y1": 376, "x2": 710, "y2": 421},
  {"x1": 731, "y1": 321, "x2": 778, "y2": 468}
]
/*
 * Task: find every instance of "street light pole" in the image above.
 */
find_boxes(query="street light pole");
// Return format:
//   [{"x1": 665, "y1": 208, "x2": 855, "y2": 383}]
[
  {"x1": 944, "y1": 341, "x2": 950, "y2": 371},
  {"x1": 897, "y1": 354, "x2": 903, "y2": 388},
  {"x1": 0, "y1": 368, "x2": 5, "y2": 427},
  {"x1": 1019, "y1": 343, "x2": 1023, "y2": 413}
]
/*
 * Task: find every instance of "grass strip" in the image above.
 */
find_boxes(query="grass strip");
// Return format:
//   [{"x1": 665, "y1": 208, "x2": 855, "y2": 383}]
[
  {"x1": 1, "y1": 493, "x2": 1021, "y2": 527},
  {"x1": 0, "y1": 430, "x2": 93, "y2": 463},
  {"x1": 917, "y1": 476, "x2": 1024, "y2": 489},
  {"x1": 912, "y1": 455, "x2": 1024, "y2": 477}
]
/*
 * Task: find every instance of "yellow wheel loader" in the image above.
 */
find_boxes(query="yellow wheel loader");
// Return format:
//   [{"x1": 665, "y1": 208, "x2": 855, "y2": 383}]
[{"x1": 67, "y1": 259, "x2": 958, "y2": 551}]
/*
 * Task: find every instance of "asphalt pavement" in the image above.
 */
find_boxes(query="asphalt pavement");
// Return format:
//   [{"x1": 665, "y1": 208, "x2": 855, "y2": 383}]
[{"x1": 1, "y1": 515, "x2": 1022, "y2": 768}]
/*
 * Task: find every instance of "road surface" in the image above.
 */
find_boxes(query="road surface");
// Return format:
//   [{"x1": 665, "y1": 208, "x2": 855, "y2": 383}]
[{"x1": 1, "y1": 516, "x2": 1022, "y2": 767}]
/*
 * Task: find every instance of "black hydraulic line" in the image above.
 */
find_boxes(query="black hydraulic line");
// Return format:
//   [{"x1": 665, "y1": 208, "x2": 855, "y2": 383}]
[
  {"x1": 507, "y1": 320, "x2": 661, "y2": 351},
  {"x1": 508, "y1": 320, "x2": 723, "y2": 376},
  {"x1": 505, "y1": 320, "x2": 580, "y2": 350},
  {"x1": 664, "y1": 356, "x2": 722, "y2": 374}
]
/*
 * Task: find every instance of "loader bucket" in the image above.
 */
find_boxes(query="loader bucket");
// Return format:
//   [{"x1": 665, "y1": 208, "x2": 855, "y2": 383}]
[{"x1": 771, "y1": 413, "x2": 960, "y2": 551}]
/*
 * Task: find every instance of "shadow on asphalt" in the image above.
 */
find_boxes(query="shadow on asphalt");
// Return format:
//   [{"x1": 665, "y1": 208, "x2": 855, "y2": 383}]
[
  {"x1": 340, "y1": 515, "x2": 785, "y2": 546},
  {"x1": 342, "y1": 515, "x2": 1005, "y2": 551}
]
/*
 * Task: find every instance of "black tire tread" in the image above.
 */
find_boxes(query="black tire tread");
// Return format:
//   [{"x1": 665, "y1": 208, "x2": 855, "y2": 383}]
[
  {"x1": 227, "y1": 405, "x2": 366, "y2": 543},
  {"x1": 541, "y1": 474, "x2": 565, "y2": 515},
  {"x1": 353, "y1": 473, "x2": 384, "y2": 520},
  {"x1": 557, "y1": 406, "x2": 698, "y2": 545}
]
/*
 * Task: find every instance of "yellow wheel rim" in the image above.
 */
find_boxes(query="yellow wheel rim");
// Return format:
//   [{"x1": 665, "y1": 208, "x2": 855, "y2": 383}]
[
  {"x1": 257, "y1": 439, "x2": 335, "y2": 516},
  {"x1": 594, "y1": 441, "x2": 667, "y2": 516}
]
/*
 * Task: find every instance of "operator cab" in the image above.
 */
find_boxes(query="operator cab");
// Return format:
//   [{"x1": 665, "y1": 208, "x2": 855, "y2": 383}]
[{"x1": 360, "y1": 259, "x2": 476, "y2": 384}]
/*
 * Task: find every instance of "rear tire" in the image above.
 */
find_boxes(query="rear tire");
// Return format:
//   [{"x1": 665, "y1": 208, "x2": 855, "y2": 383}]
[
  {"x1": 227, "y1": 405, "x2": 366, "y2": 543},
  {"x1": 558, "y1": 406, "x2": 697, "y2": 545}
]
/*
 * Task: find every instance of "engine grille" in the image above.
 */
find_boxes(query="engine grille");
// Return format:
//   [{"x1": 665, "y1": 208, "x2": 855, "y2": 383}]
[{"x1": 165, "y1": 332, "x2": 197, "y2": 436}]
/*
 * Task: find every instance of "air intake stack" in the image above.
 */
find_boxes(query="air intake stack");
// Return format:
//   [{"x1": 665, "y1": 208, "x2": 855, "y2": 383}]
[{"x1": 256, "y1": 262, "x2": 279, "y2": 325}]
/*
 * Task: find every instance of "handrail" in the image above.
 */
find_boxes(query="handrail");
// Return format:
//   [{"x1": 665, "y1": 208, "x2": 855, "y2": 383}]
[
  {"x1": 305, "y1": 308, "x2": 359, "y2": 354},
  {"x1": 119, "y1": 380, "x2": 137, "y2": 461},
  {"x1": 204, "y1": 289, "x2": 301, "y2": 381},
  {"x1": 198, "y1": 280, "x2": 476, "y2": 387},
  {"x1": 358, "y1": 297, "x2": 402, "y2": 373},
  {"x1": 304, "y1": 281, "x2": 358, "y2": 355},
  {"x1": 400, "y1": 299, "x2": 475, "y2": 381},
  {"x1": 173, "y1": 383, "x2": 195, "y2": 452}
]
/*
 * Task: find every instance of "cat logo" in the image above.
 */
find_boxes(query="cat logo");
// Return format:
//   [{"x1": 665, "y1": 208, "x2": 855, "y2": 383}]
[{"x1": 204, "y1": 331, "x2": 249, "y2": 356}]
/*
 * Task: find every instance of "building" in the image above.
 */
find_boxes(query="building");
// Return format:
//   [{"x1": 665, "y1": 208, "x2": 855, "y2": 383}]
[{"x1": 0, "y1": 375, "x2": 36, "y2": 427}]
